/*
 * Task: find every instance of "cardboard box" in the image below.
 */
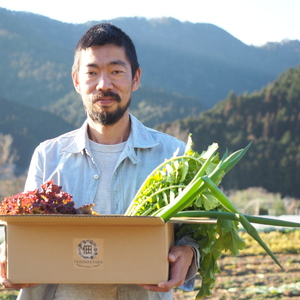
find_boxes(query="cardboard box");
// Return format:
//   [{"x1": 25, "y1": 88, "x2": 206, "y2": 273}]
[{"x1": 0, "y1": 215, "x2": 174, "y2": 285}]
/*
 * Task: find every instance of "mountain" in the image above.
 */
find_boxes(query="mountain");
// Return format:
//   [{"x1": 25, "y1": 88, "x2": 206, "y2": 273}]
[
  {"x1": 157, "y1": 66, "x2": 300, "y2": 198},
  {"x1": 0, "y1": 97, "x2": 75, "y2": 170},
  {"x1": 113, "y1": 17, "x2": 300, "y2": 104},
  {"x1": 0, "y1": 8, "x2": 300, "y2": 114},
  {"x1": 1, "y1": 7, "x2": 300, "y2": 178}
]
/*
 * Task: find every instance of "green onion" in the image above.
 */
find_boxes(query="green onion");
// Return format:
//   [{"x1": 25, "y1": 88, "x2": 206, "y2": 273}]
[
  {"x1": 201, "y1": 175, "x2": 282, "y2": 268},
  {"x1": 174, "y1": 211, "x2": 300, "y2": 228},
  {"x1": 155, "y1": 144, "x2": 251, "y2": 222}
]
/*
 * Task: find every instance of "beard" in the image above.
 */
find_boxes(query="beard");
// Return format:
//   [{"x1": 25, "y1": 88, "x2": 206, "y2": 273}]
[{"x1": 85, "y1": 91, "x2": 131, "y2": 126}]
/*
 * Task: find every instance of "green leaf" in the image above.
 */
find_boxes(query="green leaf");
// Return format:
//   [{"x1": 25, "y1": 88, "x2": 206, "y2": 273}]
[
  {"x1": 194, "y1": 191, "x2": 220, "y2": 210},
  {"x1": 179, "y1": 160, "x2": 189, "y2": 182},
  {"x1": 215, "y1": 219, "x2": 246, "y2": 255}
]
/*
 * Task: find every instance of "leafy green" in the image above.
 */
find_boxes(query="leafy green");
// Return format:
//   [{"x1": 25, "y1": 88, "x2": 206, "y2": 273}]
[
  {"x1": 215, "y1": 219, "x2": 246, "y2": 256},
  {"x1": 125, "y1": 136, "x2": 216, "y2": 216},
  {"x1": 125, "y1": 136, "x2": 298, "y2": 298}
]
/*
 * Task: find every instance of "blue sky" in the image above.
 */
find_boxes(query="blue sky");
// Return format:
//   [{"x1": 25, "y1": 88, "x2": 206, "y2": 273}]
[{"x1": 0, "y1": 0, "x2": 299, "y2": 46}]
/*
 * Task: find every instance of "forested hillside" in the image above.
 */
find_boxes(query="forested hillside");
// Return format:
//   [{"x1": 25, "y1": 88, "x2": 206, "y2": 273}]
[
  {"x1": 0, "y1": 98, "x2": 75, "y2": 170},
  {"x1": 157, "y1": 66, "x2": 300, "y2": 198}
]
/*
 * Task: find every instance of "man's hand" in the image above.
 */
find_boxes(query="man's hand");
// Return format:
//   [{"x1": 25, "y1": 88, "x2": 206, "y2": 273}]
[
  {"x1": 140, "y1": 244, "x2": 194, "y2": 292},
  {"x1": 0, "y1": 242, "x2": 36, "y2": 290}
]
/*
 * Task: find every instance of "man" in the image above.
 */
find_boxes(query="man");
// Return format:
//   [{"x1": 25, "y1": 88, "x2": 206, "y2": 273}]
[{"x1": 1, "y1": 23, "x2": 199, "y2": 299}]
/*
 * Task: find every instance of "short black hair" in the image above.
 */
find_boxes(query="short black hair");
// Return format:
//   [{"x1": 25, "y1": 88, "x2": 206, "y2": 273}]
[{"x1": 72, "y1": 23, "x2": 139, "y2": 78}]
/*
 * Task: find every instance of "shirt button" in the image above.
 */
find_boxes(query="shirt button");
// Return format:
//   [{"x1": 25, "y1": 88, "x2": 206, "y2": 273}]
[{"x1": 93, "y1": 174, "x2": 99, "y2": 180}]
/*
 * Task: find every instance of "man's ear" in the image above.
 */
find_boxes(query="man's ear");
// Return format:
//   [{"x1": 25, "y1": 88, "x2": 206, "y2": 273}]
[
  {"x1": 132, "y1": 67, "x2": 142, "y2": 92},
  {"x1": 72, "y1": 71, "x2": 81, "y2": 94}
]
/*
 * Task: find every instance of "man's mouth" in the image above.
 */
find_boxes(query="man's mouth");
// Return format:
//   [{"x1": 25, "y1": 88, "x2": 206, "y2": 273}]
[
  {"x1": 92, "y1": 91, "x2": 121, "y2": 104},
  {"x1": 94, "y1": 98, "x2": 115, "y2": 105}
]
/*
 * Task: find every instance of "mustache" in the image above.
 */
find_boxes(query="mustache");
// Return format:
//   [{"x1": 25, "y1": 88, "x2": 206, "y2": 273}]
[{"x1": 92, "y1": 91, "x2": 121, "y2": 103}]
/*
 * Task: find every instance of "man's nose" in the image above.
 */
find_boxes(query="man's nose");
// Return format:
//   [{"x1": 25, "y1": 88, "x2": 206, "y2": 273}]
[{"x1": 96, "y1": 73, "x2": 113, "y2": 90}]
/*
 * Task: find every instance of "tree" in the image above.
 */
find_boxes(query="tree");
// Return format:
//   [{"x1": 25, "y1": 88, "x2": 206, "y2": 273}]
[{"x1": 0, "y1": 133, "x2": 18, "y2": 179}]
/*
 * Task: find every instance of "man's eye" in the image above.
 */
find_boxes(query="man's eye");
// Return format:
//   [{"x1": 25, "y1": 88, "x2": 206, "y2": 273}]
[
  {"x1": 87, "y1": 71, "x2": 96, "y2": 76},
  {"x1": 112, "y1": 70, "x2": 124, "y2": 75}
]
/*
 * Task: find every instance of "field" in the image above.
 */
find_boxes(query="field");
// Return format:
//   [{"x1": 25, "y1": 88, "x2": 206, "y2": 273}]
[
  {"x1": 1, "y1": 230, "x2": 300, "y2": 300},
  {"x1": 174, "y1": 230, "x2": 300, "y2": 300},
  {"x1": 174, "y1": 253, "x2": 300, "y2": 300}
]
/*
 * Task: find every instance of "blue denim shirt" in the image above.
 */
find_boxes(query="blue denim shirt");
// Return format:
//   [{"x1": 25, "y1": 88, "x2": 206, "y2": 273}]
[{"x1": 18, "y1": 114, "x2": 198, "y2": 300}]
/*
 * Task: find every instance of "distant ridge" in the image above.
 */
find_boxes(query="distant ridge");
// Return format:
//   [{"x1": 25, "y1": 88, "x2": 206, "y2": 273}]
[{"x1": 0, "y1": 7, "x2": 299, "y2": 111}]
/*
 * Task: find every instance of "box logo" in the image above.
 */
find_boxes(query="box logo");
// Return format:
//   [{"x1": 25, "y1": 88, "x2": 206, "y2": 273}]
[
  {"x1": 78, "y1": 239, "x2": 98, "y2": 260},
  {"x1": 73, "y1": 238, "x2": 104, "y2": 269}
]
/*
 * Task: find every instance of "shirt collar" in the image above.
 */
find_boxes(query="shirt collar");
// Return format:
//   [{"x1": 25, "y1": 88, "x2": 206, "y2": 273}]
[
  {"x1": 61, "y1": 114, "x2": 159, "y2": 157},
  {"x1": 61, "y1": 120, "x2": 90, "y2": 154},
  {"x1": 127, "y1": 114, "x2": 159, "y2": 149}
]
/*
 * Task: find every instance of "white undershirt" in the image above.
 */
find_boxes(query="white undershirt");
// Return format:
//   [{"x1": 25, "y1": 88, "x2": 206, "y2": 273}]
[
  {"x1": 54, "y1": 140, "x2": 126, "y2": 300},
  {"x1": 89, "y1": 139, "x2": 126, "y2": 214}
]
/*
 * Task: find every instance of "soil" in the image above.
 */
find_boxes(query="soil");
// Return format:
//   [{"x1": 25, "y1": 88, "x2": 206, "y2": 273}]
[{"x1": 174, "y1": 253, "x2": 300, "y2": 300}]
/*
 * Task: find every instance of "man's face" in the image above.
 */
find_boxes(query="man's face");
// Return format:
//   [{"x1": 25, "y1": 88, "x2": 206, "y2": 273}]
[{"x1": 72, "y1": 44, "x2": 141, "y2": 126}]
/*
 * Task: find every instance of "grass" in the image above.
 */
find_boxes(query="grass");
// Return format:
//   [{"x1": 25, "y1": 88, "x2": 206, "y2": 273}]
[{"x1": 0, "y1": 290, "x2": 18, "y2": 300}]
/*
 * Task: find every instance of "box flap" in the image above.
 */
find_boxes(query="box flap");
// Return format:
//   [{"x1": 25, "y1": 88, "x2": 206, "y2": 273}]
[{"x1": 0, "y1": 214, "x2": 166, "y2": 226}]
